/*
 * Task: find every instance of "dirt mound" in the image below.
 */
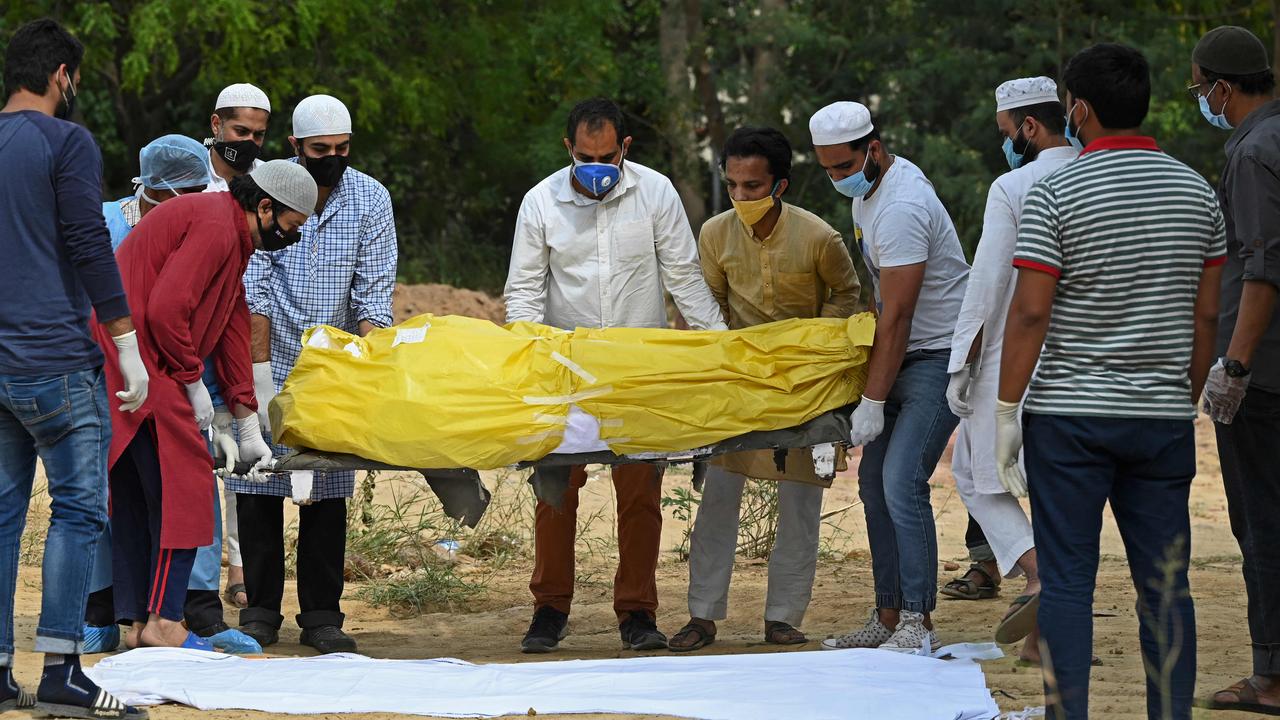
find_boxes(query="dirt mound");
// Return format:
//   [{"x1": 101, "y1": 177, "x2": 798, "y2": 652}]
[{"x1": 393, "y1": 283, "x2": 505, "y2": 324}]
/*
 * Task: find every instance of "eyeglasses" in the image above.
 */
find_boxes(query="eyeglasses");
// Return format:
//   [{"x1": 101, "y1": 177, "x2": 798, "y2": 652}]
[{"x1": 1186, "y1": 83, "x2": 1204, "y2": 102}]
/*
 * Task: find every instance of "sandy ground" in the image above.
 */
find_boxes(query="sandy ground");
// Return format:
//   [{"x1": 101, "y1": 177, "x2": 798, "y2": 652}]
[
  {"x1": 0, "y1": 415, "x2": 1259, "y2": 720},
  {"x1": 392, "y1": 283, "x2": 506, "y2": 325}
]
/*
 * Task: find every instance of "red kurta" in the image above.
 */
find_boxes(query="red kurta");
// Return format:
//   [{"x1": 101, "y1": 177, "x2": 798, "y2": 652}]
[{"x1": 93, "y1": 192, "x2": 258, "y2": 549}]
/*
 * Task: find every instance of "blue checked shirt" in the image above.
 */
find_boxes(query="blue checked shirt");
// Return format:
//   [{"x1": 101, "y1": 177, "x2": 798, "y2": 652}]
[{"x1": 227, "y1": 163, "x2": 397, "y2": 499}]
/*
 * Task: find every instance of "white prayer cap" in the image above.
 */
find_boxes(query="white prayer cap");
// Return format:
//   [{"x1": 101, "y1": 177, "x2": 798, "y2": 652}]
[
  {"x1": 292, "y1": 95, "x2": 352, "y2": 139},
  {"x1": 809, "y1": 101, "x2": 874, "y2": 146},
  {"x1": 995, "y1": 77, "x2": 1060, "y2": 112},
  {"x1": 250, "y1": 160, "x2": 318, "y2": 216},
  {"x1": 215, "y1": 83, "x2": 271, "y2": 113}
]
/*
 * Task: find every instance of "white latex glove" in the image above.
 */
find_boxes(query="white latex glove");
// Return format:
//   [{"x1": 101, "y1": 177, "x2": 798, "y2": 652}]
[
  {"x1": 111, "y1": 331, "x2": 149, "y2": 412},
  {"x1": 1202, "y1": 358, "x2": 1250, "y2": 425},
  {"x1": 211, "y1": 411, "x2": 239, "y2": 474},
  {"x1": 253, "y1": 362, "x2": 276, "y2": 436},
  {"x1": 185, "y1": 381, "x2": 214, "y2": 431},
  {"x1": 237, "y1": 412, "x2": 274, "y2": 482},
  {"x1": 849, "y1": 397, "x2": 886, "y2": 447},
  {"x1": 946, "y1": 364, "x2": 975, "y2": 418},
  {"x1": 994, "y1": 399, "x2": 1028, "y2": 497}
]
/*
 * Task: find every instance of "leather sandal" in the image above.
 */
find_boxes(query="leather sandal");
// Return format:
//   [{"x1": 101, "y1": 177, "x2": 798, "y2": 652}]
[
  {"x1": 1196, "y1": 677, "x2": 1280, "y2": 715},
  {"x1": 764, "y1": 621, "x2": 807, "y2": 645},
  {"x1": 668, "y1": 621, "x2": 715, "y2": 652},
  {"x1": 941, "y1": 563, "x2": 999, "y2": 600}
]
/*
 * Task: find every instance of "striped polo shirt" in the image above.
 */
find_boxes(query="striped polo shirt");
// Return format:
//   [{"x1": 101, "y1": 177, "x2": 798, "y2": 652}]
[{"x1": 1014, "y1": 136, "x2": 1226, "y2": 419}]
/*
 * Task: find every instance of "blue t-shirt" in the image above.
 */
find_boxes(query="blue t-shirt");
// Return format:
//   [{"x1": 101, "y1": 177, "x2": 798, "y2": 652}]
[
  {"x1": 0, "y1": 111, "x2": 129, "y2": 375},
  {"x1": 103, "y1": 198, "x2": 133, "y2": 250}
]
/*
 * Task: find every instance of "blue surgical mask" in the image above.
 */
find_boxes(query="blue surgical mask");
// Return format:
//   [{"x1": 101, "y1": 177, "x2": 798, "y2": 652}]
[
  {"x1": 1199, "y1": 82, "x2": 1234, "y2": 130},
  {"x1": 571, "y1": 153, "x2": 622, "y2": 196},
  {"x1": 831, "y1": 147, "x2": 879, "y2": 198},
  {"x1": 1002, "y1": 119, "x2": 1030, "y2": 170},
  {"x1": 1063, "y1": 106, "x2": 1084, "y2": 152},
  {"x1": 1002, "y1": 137, "x2": 1023, "y2": 170}
]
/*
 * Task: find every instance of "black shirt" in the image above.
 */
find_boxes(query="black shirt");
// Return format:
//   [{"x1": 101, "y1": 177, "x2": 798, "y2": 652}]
[{"x1": 1217, "y1": 99, "x2": 1280, "y2": 392}]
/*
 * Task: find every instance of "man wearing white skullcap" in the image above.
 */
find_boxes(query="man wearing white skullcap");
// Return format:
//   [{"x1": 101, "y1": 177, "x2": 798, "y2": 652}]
[
  {"x1": 87, "y1": 160, "x2": 313, "y2": 654},
  {"x1": 205, "y1": 83, "x2": 271, "y2": 192},
  {"x1": 232, "y1": 94, "x2": 397, "y2": 654},
  {"x1": 810, "y1": 101, "x2": 969, "y2": 654},
  {"x1": 198, "y1": 82, "x2": 273, "y2": 617},
  {"x1": 942, "y1": 76, "x2": 1075, "y2": 664}
]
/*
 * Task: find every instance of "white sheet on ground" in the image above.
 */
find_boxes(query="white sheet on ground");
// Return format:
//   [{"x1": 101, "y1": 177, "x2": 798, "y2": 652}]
[{"x1": 87, "y1": 646, "x2": 1000, "y2": 720}]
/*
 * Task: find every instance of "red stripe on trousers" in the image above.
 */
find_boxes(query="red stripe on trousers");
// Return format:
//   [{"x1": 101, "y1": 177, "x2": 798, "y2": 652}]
[{"x1": 149, "y1": 549, "x2": 172, "y2": 614}]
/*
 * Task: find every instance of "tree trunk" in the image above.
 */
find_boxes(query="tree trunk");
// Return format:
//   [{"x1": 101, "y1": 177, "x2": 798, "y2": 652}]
[
  {"x1": 658, "y1": 0, "x2": 708, "y2": 232},
  {"x1": 685, "y1": 0, "x2": 725, "y2": 170},
  {"x1": 749, "y1": 0, "x2": 786, "y2": 124}
]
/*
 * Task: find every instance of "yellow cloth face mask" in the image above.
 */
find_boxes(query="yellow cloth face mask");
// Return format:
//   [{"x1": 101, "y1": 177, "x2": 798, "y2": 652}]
[
  {"x1": 732, "y1": 194, "x2": 774, "y2": 227},
  {"x1": 730, "y1": 180, "x2": 781, "y2": 228}
]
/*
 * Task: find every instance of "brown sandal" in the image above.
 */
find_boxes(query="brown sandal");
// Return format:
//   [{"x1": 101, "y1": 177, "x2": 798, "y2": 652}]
[
  {"x1": 1196, "y1": 678, "x2": 1280, "y2": 715},
  {"x1": 668, "y1": 622, "x2": 715, "y2": 652},
  {"x1": 764, "y1": 621, "x2": 807, "y2": 645}
]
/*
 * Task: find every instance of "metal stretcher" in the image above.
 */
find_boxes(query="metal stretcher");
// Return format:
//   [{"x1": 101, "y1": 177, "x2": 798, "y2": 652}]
[{"x1": 224, "y1": 408, "x2": 854, "y2": 528}]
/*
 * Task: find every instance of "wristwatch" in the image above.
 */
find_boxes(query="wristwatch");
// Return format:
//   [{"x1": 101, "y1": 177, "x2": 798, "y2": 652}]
[{"x1": 1223, "y1": 358, "x2": 1250, "y2": 378}]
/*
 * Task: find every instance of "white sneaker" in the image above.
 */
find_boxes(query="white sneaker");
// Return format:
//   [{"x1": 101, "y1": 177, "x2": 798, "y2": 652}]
[
  {"x1": 878, "y1": 611, "x2": 940, "y2": 653},
  {"x1": 821, "y1": 609, "x2": 894, "y2": 650}
]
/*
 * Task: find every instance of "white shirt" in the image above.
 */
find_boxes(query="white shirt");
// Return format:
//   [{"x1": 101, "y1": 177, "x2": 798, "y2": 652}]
[
  {"x1": 504, "y1": 161, "x2": 727, "y2": 331},
  {"x1": 204, "y1": 149, "x2": 263, "y2": 192},
  {"x1": 853, "y1": 156, "x2": 969, "y2": 351},
  {"x1": 947, "y1": 145, "x2": 1077, "y2": 492}
]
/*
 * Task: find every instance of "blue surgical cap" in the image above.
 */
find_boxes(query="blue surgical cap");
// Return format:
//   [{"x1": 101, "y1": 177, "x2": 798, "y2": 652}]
[{"x1": 137, "y1": 134, "x2": 212, "y2": 192}]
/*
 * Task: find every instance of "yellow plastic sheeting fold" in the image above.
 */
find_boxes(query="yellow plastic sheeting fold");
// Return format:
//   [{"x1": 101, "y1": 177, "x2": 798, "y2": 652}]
[{"x1": 272, "y1": 313, "x2": 875, "y2": 470}]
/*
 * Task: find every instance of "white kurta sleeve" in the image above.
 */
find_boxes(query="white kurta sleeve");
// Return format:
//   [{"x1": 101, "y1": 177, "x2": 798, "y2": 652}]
[
  {"x1": 948, "y1": 179, "x2": 1018, "y2": 374},
  {"x1": 503, "y1": 191, "x2": 550, "y2": 325}
]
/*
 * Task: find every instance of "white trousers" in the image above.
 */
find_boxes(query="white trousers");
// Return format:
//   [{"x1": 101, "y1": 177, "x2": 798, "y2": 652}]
[
  {"x1": 223, "y1": 483, "x2": 242, "y2": 567},
  {"x1": 952, "y1": 428, "x2": 1033, "y2": 579},
  {"x1": 687, "y1": 465, "x2": 823, "y2": 626}
]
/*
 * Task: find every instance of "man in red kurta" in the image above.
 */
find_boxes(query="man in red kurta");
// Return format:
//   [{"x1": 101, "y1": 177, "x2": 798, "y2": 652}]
[{"x1": 93, "y1": 160, "x2": 317, "y2": 649}]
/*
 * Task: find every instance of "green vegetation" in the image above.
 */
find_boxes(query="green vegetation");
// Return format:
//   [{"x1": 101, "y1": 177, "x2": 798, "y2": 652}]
[{"x1": 2, "y1": 1, "x2": 1271, "y2": 290}]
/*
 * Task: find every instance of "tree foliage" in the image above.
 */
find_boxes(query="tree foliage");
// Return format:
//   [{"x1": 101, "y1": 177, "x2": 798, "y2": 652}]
[{"x1": 1, "y1": 0, "x2": 1273, "y2": 291}]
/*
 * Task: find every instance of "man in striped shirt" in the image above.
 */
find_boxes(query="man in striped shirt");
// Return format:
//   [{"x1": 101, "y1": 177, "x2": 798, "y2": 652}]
[{"x1": 995, "y1": 44, "x2": 1225, "y2": 720}]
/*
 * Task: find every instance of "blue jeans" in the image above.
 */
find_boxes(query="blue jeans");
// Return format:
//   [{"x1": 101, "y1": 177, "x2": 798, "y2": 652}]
[
  {"x1": 1025, "y1": 413, "x2": 1196, "y2": 720},
  {"x1": 858, "y1": 349, "x2": 957, "y2": 613},
  {"x1": 0, "y1": 369, "x2": 110, "y2": 660}
]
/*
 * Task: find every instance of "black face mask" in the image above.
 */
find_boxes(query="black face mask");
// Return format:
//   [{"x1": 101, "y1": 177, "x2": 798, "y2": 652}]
[
  {"x1": 301, "y1": 153, "x2": 349, "y2": 188},
  {"x1": 256, "y1": 206, "x2": 301, "y2": 251},
  {"x1": 214, "y1": 138, "x2": 260, "y2": 173},
  {"x1": 55, "y1": 72, "x2": 77, "y2": 121}
]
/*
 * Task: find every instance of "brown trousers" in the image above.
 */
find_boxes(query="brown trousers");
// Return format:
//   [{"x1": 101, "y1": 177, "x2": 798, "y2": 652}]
[{"x1": 530, "y1": 463, "x2": 663, "y2": 622}]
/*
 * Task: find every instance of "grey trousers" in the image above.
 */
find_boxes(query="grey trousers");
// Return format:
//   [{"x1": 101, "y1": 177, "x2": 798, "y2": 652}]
[{"x1": 686, "y1": 465, "x2": 823, "y2": 626}]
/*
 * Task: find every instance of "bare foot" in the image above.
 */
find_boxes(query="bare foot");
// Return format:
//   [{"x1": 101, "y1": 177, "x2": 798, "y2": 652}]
[
  {"x1": 137, "y1": 616, "x2": 190, "y2": 648},
  {"x1": 123, "y1": 622, "x2": 145, "y2": 650},
  {"x1": 1018, "y1": 628, "x2": 1041, "y2": 663}
]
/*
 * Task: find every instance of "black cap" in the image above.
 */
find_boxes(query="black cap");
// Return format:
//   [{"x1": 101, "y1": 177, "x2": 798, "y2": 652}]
[{"x1": 1194, "y1": 26, "x2": 1271, "y2": 75}]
